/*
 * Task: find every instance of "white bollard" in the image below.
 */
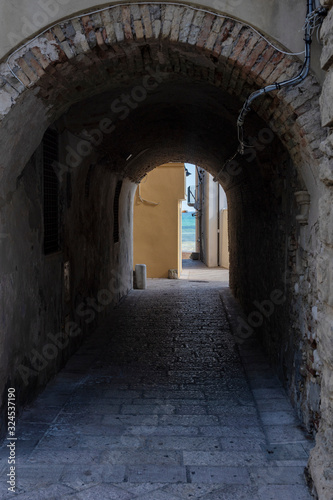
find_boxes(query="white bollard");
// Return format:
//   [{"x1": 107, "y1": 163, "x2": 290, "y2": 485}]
[{"x1": 135, "y1": 264, "x2": 147, "y2": 290}]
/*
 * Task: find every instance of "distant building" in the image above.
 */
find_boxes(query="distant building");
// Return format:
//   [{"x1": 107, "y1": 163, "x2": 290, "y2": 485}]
[
  {"x1": 188, "y1": 168, "x2": 229, "y2": 269},
  {"x1": 133, "y1": 163, "x2": 186, "y2": 278}
]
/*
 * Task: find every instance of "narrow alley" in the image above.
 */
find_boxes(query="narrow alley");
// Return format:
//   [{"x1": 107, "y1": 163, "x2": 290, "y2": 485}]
[{"x1": 0, "y1": 273, "x2": 313, "y2": 499}]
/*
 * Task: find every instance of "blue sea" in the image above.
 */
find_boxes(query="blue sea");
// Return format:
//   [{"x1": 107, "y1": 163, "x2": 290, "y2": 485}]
[{"x1": 182, "y1": 212, "x2": 196, "y2": 252}]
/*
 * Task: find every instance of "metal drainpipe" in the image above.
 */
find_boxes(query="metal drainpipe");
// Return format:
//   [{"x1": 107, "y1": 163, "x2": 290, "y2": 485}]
[{"x1": 237, "y1": 0, "x2": 315, "y2": 154}]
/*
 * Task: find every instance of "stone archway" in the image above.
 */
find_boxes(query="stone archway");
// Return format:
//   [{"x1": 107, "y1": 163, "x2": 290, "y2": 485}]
[
  {"x1": 0, "y1": 3, "x2": 331, "y2": 497},
  {"x1": 0, "y1": 3, "x2": 324, "y2": 183}
]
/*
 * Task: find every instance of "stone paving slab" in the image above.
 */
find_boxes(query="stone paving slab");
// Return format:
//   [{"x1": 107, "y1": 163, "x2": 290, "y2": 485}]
[
  {"x1": 63, "y1": 483, "x2": 134, "y2": 500},
  {"x1": 127, "y1": 465, "x2": 187, "y2": 483},
  {"x1": 264, "y1": 424, "x2": 311, "y2": 444},
  {"x1": 133, "y1": 489, "x2": 181, "y2": 500},
  {"x1": 0, "y1": 279, "x2": 314, "y2": 499},
  {"x1": 249, "y1": 466, "x2": 309, "y2": 485},
  {"x1": 258, "y1": 484, "x2": 313, "y2": 499},
  {"x1": 162, "y1": 483, "x2": 224, "y2": 498},
  {"x1": 183, "y1": 450, "x2": 268, "y2": 466},
  {"x1": 100, "y1": 450, "x2": 182, "y2": 465},
  {"x1": 188, "y1": 466, "x2": 251, "y2": 484},
  {"x1": 60, "y1": 464, "x2": 126, "y2": 488},
  {"x1": 186, "y1": 484, "x2": 260, "y2": 499},
  {"x1": 147, "y1": 436, "x2": 222, "y2": 451}
]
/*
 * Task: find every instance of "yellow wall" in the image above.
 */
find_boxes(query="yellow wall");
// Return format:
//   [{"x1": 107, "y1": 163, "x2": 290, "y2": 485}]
[{"x1": 133, "y1": 163, "x2": 186, "y2": 279}]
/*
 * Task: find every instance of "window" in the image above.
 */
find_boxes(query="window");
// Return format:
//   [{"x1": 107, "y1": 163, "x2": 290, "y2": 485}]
[
  {"x1": 43, "y1": 129, "x2": 60, "y2": 255},
  {"x1": 113, "y1": 180, "x2": 122, "y2": 243}
]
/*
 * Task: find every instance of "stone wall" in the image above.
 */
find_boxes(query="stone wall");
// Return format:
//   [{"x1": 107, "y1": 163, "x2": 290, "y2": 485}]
[
  {"x1": 0, "y1": 145, "x2": 64, "y2": 434},
  {"x1": 62, "y1": 130, "x2": 135, "y2": 333},
  {"x1": 308, "y1": 1, "x2": 333, "y2": 497},
  {"x1": 227, "y1": 137, "x2": 321, "y2": 437},
  {"x1": 0, "y1": 130, "x2": 135, "y2": 436}
]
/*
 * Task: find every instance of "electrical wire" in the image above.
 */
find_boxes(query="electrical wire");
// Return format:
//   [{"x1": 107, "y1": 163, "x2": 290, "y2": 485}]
[
  {"x1": 216, "y1": 0, "x2": 327, "y2": 176},
  {"x1": 235, "y1": 0, "x2": 327, "y2": 155},
  {"x1": 213, "y1": 148, "x2": 240, "y2": 181},
  {"x1": 138, "y1": 184, "x2": 159, "y2": 206},
  {"x1": 6, "y1": 1, "x2": 307, "y2": 88}
]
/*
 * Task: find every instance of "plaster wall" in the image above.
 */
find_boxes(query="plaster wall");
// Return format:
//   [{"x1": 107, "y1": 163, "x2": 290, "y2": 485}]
[
  {"x1": 0, "y1": 0, "x2": 316, "y2": 61},
  {"x1": 201, "y1": 173, "x2": 229, "y2": 269},
  {"x1": 133, "y1": 163, "x2": 186, "y2": 278}
]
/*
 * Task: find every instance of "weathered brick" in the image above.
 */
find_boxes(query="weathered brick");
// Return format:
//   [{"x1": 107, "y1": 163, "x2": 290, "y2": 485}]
[
  {"x1": 170, "y1": 7, "x2": 185, "y2": 42},
  {"x1": 26, "y1": 53, "x2": 45, "y2": 77},
  {"x1": 187, "y1": 11, "x2": 205, "y2": 45},
  {"x1": 212, "y1": 19, "x2": 235, "y2": 57},
  {"x1": 229, "y1": 30, "x2": 253, "y2": 67},
  {"x1": 91, "y1": 12, "x2": 103, "y2": 28},
  {"x1": 140, "y1": 5, "x2": 153, "y2": 39},
  {"x1": 30, "y1": 46, "x2": 50, "y2": 70},
  {"x1": 237, "y1": 34, "x2": 261, "y2": 68},
  {"x1": 130, "y1": 4, "x2": 141, "y2": 21},
  {"x1": 220, "y1": 23, "x2": 243, "y2": 59},
  {"x1": 267, "y1": 57, "x2": 292, "y2": 84},
  {"x1": 101, "y1": 10, "x2": 117, "y2": 45},
  {"x1": 152, "y1": 20, "x2": 162, "y2": 39},
  {"x1": 81, "y1": 15, "x2": 94, "y2": 35},
  {"x1": 95, "y1": 30, "x2": 108, "y2": 51},
  {"x1": 162, "y1": 20, "x2": 172, "y2": 38},
  {"x1": 111, "y1": 6, "x2": 122, "y2": 23},
  {"x1": 205, "y1": 17, "x2": 226, "y2": 51},
  {"x1": 178, "y1": 8, "x2": 195, "y2": 43},
  {"x1": 163, "y1": 4, "x2": 175, "y2": 22},
  {"x1": 17, "y1": 57, "x2": 38, "y2": 83},
  {"x1": 196, "y1": 14, "x2": 215, "y2": 49},
  {"x1": 59, "y1": 41, "x2": 75, "y2": 59},
  {"x1": 252, "y1": 46, "x2": 275, "y2": 77},
  {"x1": 260, "y1": 51, "x2": 285, "y2": 82},
  {"x1": 122, "y1": 6, "x2": 133, "y2": 40},
  {"x1": 134, "y1": 20, "x2": 145, "y2": 41},
  {"x1": 44, "y1": 32, "x2": 67, "y2": 62},
  {"x1": 114, "y1": 23, "x2": 125, "y2": 43},
  {"x1": 52, "y1": 25, "x2": 66, "y2": 43}
]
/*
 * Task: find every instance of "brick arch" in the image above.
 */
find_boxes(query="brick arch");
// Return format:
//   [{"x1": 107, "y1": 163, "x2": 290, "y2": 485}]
[{"x1": 0, "y1": 2, "x2": 325, "y2": 187}]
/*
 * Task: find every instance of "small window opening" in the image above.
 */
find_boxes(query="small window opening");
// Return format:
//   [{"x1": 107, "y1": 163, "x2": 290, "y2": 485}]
[
  {"x1": 113, "y1": 181, "x2": 122, "y2": 243},
  {"x1": 43, "y1": 129, "x2": 60, "y2": 255}
]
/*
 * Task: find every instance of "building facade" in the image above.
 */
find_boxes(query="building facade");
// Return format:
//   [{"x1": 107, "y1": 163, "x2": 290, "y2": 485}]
[
  {"x1": 193, "y1": 168, "x2": 229, "y2": 269},
  {"x1": 133, "y1": 163, "x2": 185, "y2": 279}
]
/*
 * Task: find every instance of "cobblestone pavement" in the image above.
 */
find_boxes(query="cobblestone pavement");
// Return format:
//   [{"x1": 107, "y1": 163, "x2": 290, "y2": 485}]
[{"x1": 0, "y1": 279, "x2": 314, "y2": 499}]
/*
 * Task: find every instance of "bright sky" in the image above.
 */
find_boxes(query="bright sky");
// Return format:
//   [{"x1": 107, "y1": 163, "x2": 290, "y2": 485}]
[{"x1": 182, "y1": 163, "x2": 196, "y2": 212}]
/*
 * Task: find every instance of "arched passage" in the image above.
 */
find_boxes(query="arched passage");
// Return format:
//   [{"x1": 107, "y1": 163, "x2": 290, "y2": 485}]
[{"x1": 0, "y1": 3, "x2": 330, "y2": 495}]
